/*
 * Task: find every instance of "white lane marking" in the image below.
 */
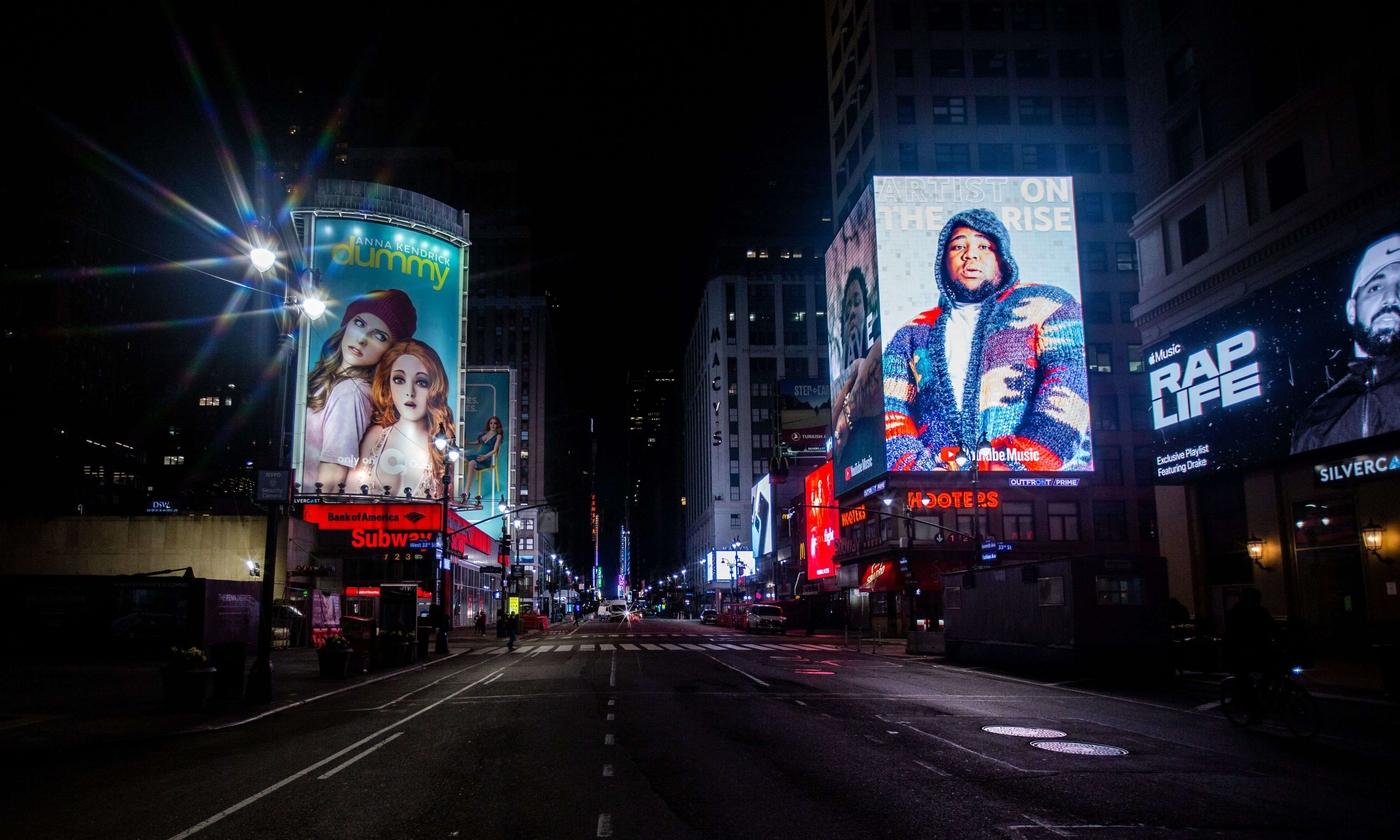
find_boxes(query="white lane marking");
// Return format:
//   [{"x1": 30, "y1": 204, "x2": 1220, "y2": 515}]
[
  {"x1": 609, "y1": 651, "x2": 617, "y2": 689},
  {"x1": 1194, "y1": 701, "x2": 1221, "y2": 712},
  {"x1": 1020, "y1": 814, "x2": 1072, "y2": 838},
  {"x1": 661, "y1": 644, "x2": 685, "y2": 650},
  {"x1": 482, "y1": 672, "x2": 504, "y2": 687},
  {"x1": 316, "y1": 732, "x2": 404, "y2": 780},
  {"x1": 617, "y1": 643, "x2": 641, "y2": 651},
  {"x1": 640, "y1": 644, "x2": 665, "y2": 651},
  {"x1": 604, "y1": 733, "x2": 616, "y2": 745},
  {"x1": 607, "y1": 698, "x2": 616, "y2": 706},
  {"x1": 553, "y1": 644, "x2": 573, "y2": 652},
  {"x1": 896, "y1": 721, "x2": 1041, "y2": 774},
  {"x1": 700, "y1": 644, "x2": 727, "y2": 651},
  {"x1": 680, "y1": 644, "x2": 706, "y2": 650},
  {"x1": 912, "y1": 759, "x2": 949, "y2": 777},
  {"x1": 719, "y1": 644, "x2": 748, "y2": 650},
  {"x1": 168, "y1": 664, "x2": 511, "y2": 840},
  {"x1": 366, "y1": 658, "x2": 493, "y2": 711},
  {"x1": 794, "y1": 699, "x2": 808, "y2": 706},
  {"x1": 704, "y1": 654, "x2": 771, "y2": 688},
  {"x1": 597, "y1": 813, "x2": 613, "y2": 838},
  {"x1": 602, "y1": 764, "x2": 614, "y2": 777},
  {"x1": 607, "y1": 713, "x2": 615, "y2": 721}
]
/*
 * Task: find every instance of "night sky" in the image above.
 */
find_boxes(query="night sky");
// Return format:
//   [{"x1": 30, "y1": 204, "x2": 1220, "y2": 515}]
[{"x1": 8, "y1": 4, "x2": 829, "y2": 579}]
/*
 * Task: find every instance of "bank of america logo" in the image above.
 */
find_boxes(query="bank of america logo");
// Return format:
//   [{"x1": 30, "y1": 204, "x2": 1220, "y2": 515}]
[{"x1": 404, "y1": 511, "x2": 426, "y2": 524}]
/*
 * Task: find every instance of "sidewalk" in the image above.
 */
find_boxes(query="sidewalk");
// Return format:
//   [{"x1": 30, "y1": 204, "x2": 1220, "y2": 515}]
[{"x1": 0, "y1": 628, "x2": 534, "y2": 753}]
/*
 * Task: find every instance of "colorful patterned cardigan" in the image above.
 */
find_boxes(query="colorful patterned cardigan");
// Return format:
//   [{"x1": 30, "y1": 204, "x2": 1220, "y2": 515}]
[{"x1": 883, "y1": 282, "x2": 1092, "y2": 472}]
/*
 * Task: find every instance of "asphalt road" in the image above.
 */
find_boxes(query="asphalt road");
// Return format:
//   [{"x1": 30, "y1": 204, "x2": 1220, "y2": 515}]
[{"x1": 5, "y1": 618, "x2": 1396, "y2": 839}]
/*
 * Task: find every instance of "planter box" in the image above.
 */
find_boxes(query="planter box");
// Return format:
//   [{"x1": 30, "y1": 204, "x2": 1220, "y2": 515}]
[{"x1": 317, "y1": 647, "x2": 353, "y2": 679}]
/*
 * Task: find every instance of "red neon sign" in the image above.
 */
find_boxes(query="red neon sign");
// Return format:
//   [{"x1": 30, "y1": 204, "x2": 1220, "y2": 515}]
[
  {"x1": 905, "y1": 490, "x2": 999, "y2": 510},
  {"x1": 302, "y1": 503, "x2": 444, "y2": 532},
  {"x1": 805, "y1": 462, "x2": 837, "y2": 580},
  {"x1": 344, "y1": 586, "x2": 432, "y2": 599}
]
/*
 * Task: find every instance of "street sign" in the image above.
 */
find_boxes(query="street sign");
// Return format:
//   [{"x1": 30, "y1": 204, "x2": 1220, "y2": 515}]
[{"x1": 256, "y1": 470, "x2": 291, "y2": 503}]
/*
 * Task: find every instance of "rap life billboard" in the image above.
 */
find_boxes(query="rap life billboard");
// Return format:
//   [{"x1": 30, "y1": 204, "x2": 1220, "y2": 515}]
[
  {"x1": 804, "y1": 461, "x2": 837, "y2": 580},
  {"x1": 460, "y1": 368, "x2": 515, "y2": 523},
  {"x1": 826, "y1": 176, "x2": 1092, "y2": 495},
  {"x1": 750, "y1": 474, "x2": 774, "y2": 558},
  {"x1": 1147, "y1": 229, "x2": 1400, "y2": 481},
  {"x1": 294, "y1": 217, "x2": 465, "y2": 500}
]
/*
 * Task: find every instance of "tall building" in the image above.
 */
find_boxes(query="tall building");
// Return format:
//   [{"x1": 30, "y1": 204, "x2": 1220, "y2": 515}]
[
  {"x1": 1123, "y1": 2, "x2": 1400, "y2": 650},
  {"x1": 682, "y1": 242, "x2": 829, "y2": 591},
  {"x1": 625, "y1": 368, "x2": 681, "y2": 583},
  {"x1": 818, "y1": 0, "x2": 1156, "y2": 635}
]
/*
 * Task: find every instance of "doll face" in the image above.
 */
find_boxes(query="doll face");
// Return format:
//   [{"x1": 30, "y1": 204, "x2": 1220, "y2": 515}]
[
  {"x1": 341, "y1": 312, "x2": 394, "y2": 368},
  {"x1": 389, "y1": 353, "x2": 432, "y2": 423}
]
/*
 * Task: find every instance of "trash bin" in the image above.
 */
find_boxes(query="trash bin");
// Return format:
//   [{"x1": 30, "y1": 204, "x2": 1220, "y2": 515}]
[{"x1": 209, "y1": 642, "x2": 247, "y2": 703}]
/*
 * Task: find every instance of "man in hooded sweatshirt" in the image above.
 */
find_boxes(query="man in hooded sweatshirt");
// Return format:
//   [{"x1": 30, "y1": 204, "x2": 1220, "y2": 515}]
[{"x1": 883, "y1": 208, "x2": 1092, "y2": 472}]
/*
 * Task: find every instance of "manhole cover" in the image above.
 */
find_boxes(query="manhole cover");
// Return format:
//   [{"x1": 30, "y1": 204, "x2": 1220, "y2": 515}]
[
  {"x1": 982, "y1": 726, "x2": 1068, "y2": 738},
  {"x1": 1029, "y1": 740, "x2": 1129, "y2": 756}
]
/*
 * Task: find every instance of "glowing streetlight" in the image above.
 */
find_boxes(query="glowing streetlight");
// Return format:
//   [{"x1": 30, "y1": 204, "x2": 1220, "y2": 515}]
[
  {"x1": 298, "y1": 296, "x2": 327, "y2": 320},
  {"x1": 249, "y1": 245, "x2": 276, "y2": 273}
]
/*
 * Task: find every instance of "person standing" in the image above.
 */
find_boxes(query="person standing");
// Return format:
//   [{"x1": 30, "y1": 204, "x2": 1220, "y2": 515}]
[
  {"x1": 506, "y1": 612, "x2": 519, "y2": 651},
  {"x1": 475, "y1": 610, "x2": 487, "y2": 636}
]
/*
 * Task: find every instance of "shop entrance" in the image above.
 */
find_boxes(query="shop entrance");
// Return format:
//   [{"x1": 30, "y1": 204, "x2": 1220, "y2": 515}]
[{"x1": 1292, "y1": 501, "x2": 1369, "y2": 650}]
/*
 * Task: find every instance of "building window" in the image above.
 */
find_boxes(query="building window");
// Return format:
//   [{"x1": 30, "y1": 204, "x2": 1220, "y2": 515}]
[
  {"x1": 896, "y1": 96, "x2": 916, "y2": 125},
  {"x1": 1018, "y1": 96, "x2": 1053, "y2": 125},
  {"x1": 1100, "y1": 48, "x2": 1125, "y2": 78},
  {"x1": 1080, "y1": 242, "x2": 1108, "y2": 272},
  {"x1": 894, "y1": 49, "x2": 913, "y2": 77},
  {"x1": 730, "y1": 513, "x2": 740, "y2": 528},
  {"x1": 1107, "y1": 144, "x2": 1134, "y2": 174},
  {"x1": 1048, "y1": 502, "x2": 1080, "y2": 541},
  {"x1": 1095, "y1": 446, "x2": 1123, "y2": 485},
  {"x1": 1038, "y1": 577, "x2": 1066, "y2": 606},
  {"x1": 725, "y1": 282, "x2": 736, "y2": 342},
  {"x1": 1139, "y1": 499, "x2": 1158, "y2": 541},
  {"x1": 929, "y1": 49, "x2": 964, "y2": 77},
  {"x1": 1265, "y1": 141, "x2": 1307, "y2": 211},
  {"x1": 1115, "y1": 242, "x2": 1138, "y2": 272},
  {"x1": 1002, "y1": 501, "x2": 1034, "y2": 541},
  {"x1": 1094, "y1": 394, "x2": 1120, "y2": 430},
  {"x1": 198, "y1": 396, "x2": 220, "y2": 407},
  {"x1": 1095, "y1": 574, "x2": 1142, "y2": 605},
  {"x1": 1119, "y1": 291, "x2": 1138, "y2": 323},
  {"x1": 1011, "y1": 3, "x2": 1047, "y2": 30},
  {"x1": 1021, "y1": 144, "x2": 1057, "y2": 172},
  {"x1": 1103, "y1": 96, "x2": 1128, "y2": 126},
  {"x1": 934, "y1": 143, "x2": 970, "y2": 172},
  {"x1": 890, "y1": 1, "x2": 911, "y2": 30},
  {"x1": 1058, "y1": 48, "x2": 1094, "y2": 77},
  {"x1": 955, "y1": 509, "x2": 991, "y2": 538},
  {"x1": 979, "y1": 143, "x2": 1013, "y2": 173},
  {"x1": 972, "y1": 50, "x2": 1008, "y2": 77},
  {"x1": 782, "y1": 285, "x2": 807, "y2": 346},
  {"x1": 1087, "y1": 343, "x2": 1113, "y2": 373},
  {"x1": 1109, "y1": 192, "x2": 1136, "y2": 223},
  {"x1": 748, "y1": 283, "x2": 776, "y2": 344},
  {"x1": 1061, "y1": 96, "x2": 1096, "y2": 125},
  {"x1": 1055, "y1": 0, "x2": 1093, "y2": 29},
  {"x1": 1076, "y1": 191, "x2": 1104, "y2": 223},
  {"x1": 976, "y1": 96, "x2": 1011, "y2": 125},
  {"x1": 1065, "y1": 144, "x2": 1101, "y2": 173},
  {"x1": 928, "y1": 1, "x2": 962, "y2": 29},
  {"x1": 1178, "y1": 206, "x2": 1209, "y2": 266},
  {"x1": 1014, "y1": 48, "x2": 1051, "y2": 77},
  {"x1": 1084, "y1": 292, "x2": 1111, "y2": 323},
  {"x1": 969, "y1": 2, "x2": 1005, "y2": 30},
  {"x1": 163, "y1": 455, "x2": 185, "y2": 466},
  {"x1": 898, "y1": 142, "x2": 919, "y2": 172},
  {"x1": 931, "y1": 96, "x2": 966, "y2": 124},
  {"x1": 1129, "y1": 395, "x2": 1152, "y2": 432},
  {"x1": 1126, "y1": 344, "x2": 1144, "y2": 373}
]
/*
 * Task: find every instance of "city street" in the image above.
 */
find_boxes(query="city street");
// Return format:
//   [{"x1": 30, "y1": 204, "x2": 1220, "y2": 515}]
[{"x1": 3, "y1": 618, "x2": 1395, "y2": 839}]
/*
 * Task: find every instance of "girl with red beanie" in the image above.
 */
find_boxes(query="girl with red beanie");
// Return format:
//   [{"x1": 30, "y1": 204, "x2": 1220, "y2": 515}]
[
  {"x1": 353, "y1": 339, "x2": 455, "y2": 499},
  {"x1": 300, "y1": 289, "x2": 417, "y2": 492}
]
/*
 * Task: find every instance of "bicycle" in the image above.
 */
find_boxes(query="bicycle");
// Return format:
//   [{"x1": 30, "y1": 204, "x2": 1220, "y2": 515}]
[{"x1": 1219, "y1": 665, "x2": 1322, "y2": 738}]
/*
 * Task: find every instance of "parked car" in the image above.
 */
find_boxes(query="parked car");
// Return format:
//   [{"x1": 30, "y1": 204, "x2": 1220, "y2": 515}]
[
  {"x1": 745, "y1": 604, "x2": 787, "y2": 634},
  {"x1": 700, "y1": 608, "x2": 718, "y2": 625}
]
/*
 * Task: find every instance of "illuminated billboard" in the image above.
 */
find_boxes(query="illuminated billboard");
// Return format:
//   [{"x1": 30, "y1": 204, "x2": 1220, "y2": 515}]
[
  {"x1": 751, "y1": 475, "x2": 774, "y2": 557},
  {"x1": 706, "y1": 550, "x2": 754, "y2": 583},
  {"x1": 293, "y1": 216, "x2": 465, "y2": 500},
  {"x1": 1148, "y1": 230, "x2": 1400, "y2": 481},
  {"x1": 779, "y1": 378, "x2": 831, "y2": 451},
  {"x1": 460, "y1": 368, "x2": 515, "y2": 523},
  {"x1": 804, "y1": 461, "x2": 837, "y2": 580},
  {"x1": 826, "y1": 177, "x2": 1093, "y2": 494}
]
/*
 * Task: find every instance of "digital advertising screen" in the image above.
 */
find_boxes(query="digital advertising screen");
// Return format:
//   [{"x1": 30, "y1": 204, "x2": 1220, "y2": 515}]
[
  {"x1": 779, "y1": 378, "x2": 832, "y2": 451},
  {"x1": 707, "y1": 550, "x2": 755, "y2": 583},
  {"x1": 293, "y1": 217, "x2": 465, "y2": 500},
  {"x1": 460, "y1": 368, "x2": 515, "y2": 523},
  {"x1": 804, "y1": 461, "x2": 837, "y2": 580},
  {"x1": 826, "y1": 177, "x2": 1093, "y2": 494},
  {"x1": 1147, "y1": 229, "x2": 1400, "y2": 482},
  {"x1": 751, "y1": 474, "x2": 774, "y2": 558}
]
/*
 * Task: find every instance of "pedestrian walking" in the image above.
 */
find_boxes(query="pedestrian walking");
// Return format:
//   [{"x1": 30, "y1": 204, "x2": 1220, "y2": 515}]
[
  {"x1": 475, "y1": 611, "x2": 487, "y2": 636},
  {"x1": 507, "y1": 612, "x2": 519, "y2": 651}
]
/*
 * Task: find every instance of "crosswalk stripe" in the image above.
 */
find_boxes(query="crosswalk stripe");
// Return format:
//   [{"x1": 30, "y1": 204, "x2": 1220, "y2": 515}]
[
  {"x1": 718, "y1": 644, "x2": 747, "y2": 650},
  {"x1": 680, "y1": 644, "x2": 706, "y2": 650},
  {"x1": 617, "y1": 643, "x2": 640, "y2": 651},
  {"x1": 598, "y1": 643, "x2": 615, "y2": 651},
  {"x1": 639, "y1": 644, "x2": 665, "y2": 651},
  {"x1": 552, "y1": 644, "x2": 572, "y2": 652},
  {"x1": 700, "y1": 644, "x2": 726, "y2": 651},
  {"x1": 737, "y1": 644, "x2": 770, "y2": 650}
]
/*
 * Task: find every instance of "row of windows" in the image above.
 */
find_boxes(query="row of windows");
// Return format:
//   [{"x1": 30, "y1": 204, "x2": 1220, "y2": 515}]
[
  {"x1": 1079, "y1": 241, "x2": 1139, "y2": 272},
  {"x1": 1081, "y1": 291, "x2": 1138, "y2": 323},
  {"x1": 878, "y1": 1, "x2": 1115, "y2": 36},
  {"x1": 893, "y1": 47, "x2": 1122, "y2": 80},
  {"x1": 897, "y1": 95, "x2": 1128, "y2": 127},
  {"x1": 896, "y1": 142, "x2": 1133, "y2": 175},
  {"x1": 847, "y1": 498, "x2": 1151, "y2": 544}
]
